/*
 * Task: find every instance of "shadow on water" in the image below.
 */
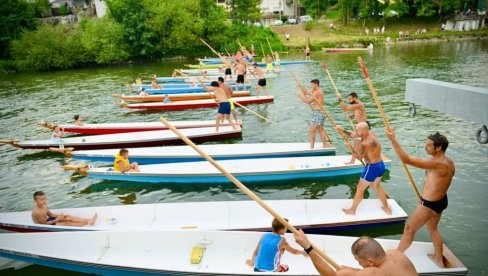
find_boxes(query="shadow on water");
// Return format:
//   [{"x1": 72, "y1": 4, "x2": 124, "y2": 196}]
[{"x1": 16, "y1": 150, "x2": 64, "y2": 162}]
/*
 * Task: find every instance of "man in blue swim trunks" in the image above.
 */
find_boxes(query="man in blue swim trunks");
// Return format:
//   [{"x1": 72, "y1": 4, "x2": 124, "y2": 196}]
[
  {"x1": 386, "y1": 129, "x2": 455, "y2": 268},
  {"x1": 199, "y1": 80, "x2": 238, "y2": 132},
  {"x1": 336, "y1": 122, "x2": 391, "y2": 216}
]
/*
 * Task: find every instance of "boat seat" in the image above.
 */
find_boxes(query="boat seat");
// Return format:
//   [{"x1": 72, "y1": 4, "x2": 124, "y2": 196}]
[{"x1": 190, "y1": 246, "x2": 205, "y2": 264}]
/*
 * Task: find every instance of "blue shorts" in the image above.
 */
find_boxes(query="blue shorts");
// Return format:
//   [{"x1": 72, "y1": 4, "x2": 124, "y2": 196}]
[
  {"x1": 218, "y1": 102, "x2": 231, "y2": 115},
  {"x1": 360, "y1": 160, "x2": 385, "y2": 183}
]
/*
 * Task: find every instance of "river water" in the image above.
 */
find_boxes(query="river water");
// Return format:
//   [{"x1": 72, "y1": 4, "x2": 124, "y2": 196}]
[{"x1": 0, "y1": 40, "x2": 487, "y2": 275}]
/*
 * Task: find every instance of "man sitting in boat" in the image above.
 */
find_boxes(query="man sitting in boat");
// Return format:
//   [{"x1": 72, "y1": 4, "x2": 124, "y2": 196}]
[
  {"x1": 386, "y1": 130, "x2": 455, "y2": 268},
  {"x1": 114, "y1": 148, "x2": 140, "y2": 172},
  {"x1": 74, "y1": 114, "x2": 84, "y2": 127},
  {"x1": 32, "y1": 191, "x2": 97, "y2": 226},
  {"x1": 150, "y1": 77, "x2": 162, "y2": 90},
  {"x1": 294, "y1": 230, "x2": 417, "y2": 275},
  {"x1": 246, "y1": 218, "x2": 306, "y2": 272}
]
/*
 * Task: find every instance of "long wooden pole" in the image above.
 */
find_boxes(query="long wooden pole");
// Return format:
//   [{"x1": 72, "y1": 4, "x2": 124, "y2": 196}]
[
  {"x1": 159, "y1": 116, "x2": 340, "y2": 270},
  {"x1": 233, "y1": 101, "x2": 275, "y2": 124},
  {"x1": 320, "y1": 62, "x2": 356, "y2": 130},
  {"x1": 357, "y1": 57, "x2": 421, "y2": 200},
  {"x1": 265, "y1": 37, "x2": 275, "y2": 61},
  {"x1": 260, "y1": 42, "x2": 266, "y2": 61}
]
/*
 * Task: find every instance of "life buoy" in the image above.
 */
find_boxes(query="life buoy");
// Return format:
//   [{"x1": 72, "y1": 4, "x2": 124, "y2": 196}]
[
  {"x1": 476, "y1": 125, "x2": 488, "y2": 144},
  {"x1": 408, "y1": 103, "x2": 416, "y2": 116}
]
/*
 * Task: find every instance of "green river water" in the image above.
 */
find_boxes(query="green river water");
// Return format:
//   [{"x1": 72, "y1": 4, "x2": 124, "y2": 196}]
[{"x1": 0, "y1": 40, "x2": 487, "y2": 275}]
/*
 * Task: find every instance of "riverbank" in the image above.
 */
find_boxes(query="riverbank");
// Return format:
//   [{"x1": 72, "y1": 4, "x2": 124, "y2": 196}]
[{"x1": 272, "y1": 18, "x2": 488, "y2": 49}]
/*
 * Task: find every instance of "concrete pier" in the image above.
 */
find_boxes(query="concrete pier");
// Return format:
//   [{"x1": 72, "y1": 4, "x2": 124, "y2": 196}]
[{"x1": 405, "y1": 78, "x2": 488, "y2": 143}]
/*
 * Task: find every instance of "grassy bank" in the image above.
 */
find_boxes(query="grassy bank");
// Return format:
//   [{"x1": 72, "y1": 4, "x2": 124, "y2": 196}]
[{"x1": 272, "y1": 17, "x2": 488, "y2": 49}]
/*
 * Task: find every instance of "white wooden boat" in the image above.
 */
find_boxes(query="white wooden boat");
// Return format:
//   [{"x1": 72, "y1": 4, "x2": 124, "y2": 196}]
[
  {"x1": 67, "y1": 143, "x2": 336, "y2": 164},
  {"x1": 0, "y1": 199, "x2": 407, "y2": 233},
  {"x1": 38, "y1": 120, "x2": 242, "y2": 135},
  {"x1": 84, "y1": 156, "x2": 391, "y2": 184},
  {"x1": 0, "y1": 126, "x2": 242, "y2": 150},
  {"x1": 0, "y1": 230, "x2": 467, "y2": 275}
]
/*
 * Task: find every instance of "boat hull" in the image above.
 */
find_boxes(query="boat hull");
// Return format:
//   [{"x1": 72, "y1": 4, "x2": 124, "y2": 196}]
[
  {"x1": 118, "y1": 91, "x2": 251, "y2": 102},
  {"x1": 123, "y1": 96, "x2": 274, "y2": 110},
  {"x1": 145, "y1": 83, "x2": 251, "y2": 94}
]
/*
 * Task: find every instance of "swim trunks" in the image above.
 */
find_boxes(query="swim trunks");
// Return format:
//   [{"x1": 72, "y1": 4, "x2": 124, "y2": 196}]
[
  {"x1": 420, "y1": 195, "x2": 448, "y2": 214},
  {"x1": 306, "y1": 52, "x2": 310, "y2": 56},
  {"x1": 258, "y1": 78, "x2": 267, "y2": 87},
  {"x1": 225, "y1": 68, "x2": 232, "y2": 75},
  {"x1": 236, "y1": 74, "x2": 245, "y2": 84},
  {"x1": 218, "y1": 102, "x2": 231, "y2": 115},
  {"x1": 47, "y1": 216, "x2": 56, "y2": 225},
  {"x1": 360, "y1": 160, "x2": 385, "y2": 183},
  {"x1": 311, "y1": 110, "x2": 326, "y2": 126}
]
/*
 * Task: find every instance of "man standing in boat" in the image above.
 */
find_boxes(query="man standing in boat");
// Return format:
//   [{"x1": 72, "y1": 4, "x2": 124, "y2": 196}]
[
  {"x1": 335, "y1": 122, "x2": 391, "y2": 215},
  {"x1": 199, "y1": 80, "x2": 238, "y2": 132},
  {"x1": 337, "y1": 92, "x2": 367, "y2": 165},
  {"x1": 294, "y1": 230, "x2": 418, "y2": 275},
  {"x1": 218, "y1": 77, "x2": 238, "y2": 123},
  {"x1": 297, "y1": 79, "x2": 331, "y2": 149},
  {"x1": 219, "y1": 55, "x2": 233, "y2": 82},
  {"x1": 252, "y1": 63, "x2": 269, "y2": 97},
  {"x1": 386, "y1": 130, "x2": 455, "y2": 268},
  {"x1": 235, "y1": 60, "x2": 246, "y2": 92}
]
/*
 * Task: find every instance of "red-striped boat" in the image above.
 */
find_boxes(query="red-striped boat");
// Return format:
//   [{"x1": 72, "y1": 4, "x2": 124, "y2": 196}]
[{"x1": 119, "y1": 96, "x2": 274, "y2": 110}]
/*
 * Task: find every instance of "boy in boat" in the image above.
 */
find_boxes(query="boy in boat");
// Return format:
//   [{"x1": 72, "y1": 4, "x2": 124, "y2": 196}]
[
  {"x1": 335, "y1": 122, "x2": 391, "y2": 215},
  {"x1": 114, "y1": 148, "x2": 140, "y2": 172},
  {"x1": 337, "y1": 92, "x2": 367, "y2": 165},
  {"x1": 296, "y1": 79, "x2": 332, "y2": 149},
  {"x1": 32, "y1": 191, "x2": 97, "y2": 226},
  {"x1": 252, "y1": 63, "x2": 269, "y2": 97},
  {"x1": 199, "y1": 80, "x2": 238, "y2": 132},
  {"x1": 151, "y1": 77, "x2": 162, "y2": 89},
  {"x1": 163, "y1": 94, "x2": 171, "y2": 104},
  {"x1": 246, "y1": 218, "x2": 306, "y2": 272},
  {"x1": 294, "y1": 230, "x2": 417, "y2": 275},
  {"x1": 74, "y1": 114, "x2": 84, "y2": 127},
  {"x1": 386, "y1": 130, "x2": 455, "y2": 268},
  {"x1": 51, "y1": 126, "x2": 64, "y2": 141},
  {"x1": 218, "y1": 77, "x2": 238, "y2": 123}
]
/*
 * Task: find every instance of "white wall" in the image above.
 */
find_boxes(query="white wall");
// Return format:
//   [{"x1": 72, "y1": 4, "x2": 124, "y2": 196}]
[{"x1": 94, "y1": 0, "x2": 107, "y2": 18}]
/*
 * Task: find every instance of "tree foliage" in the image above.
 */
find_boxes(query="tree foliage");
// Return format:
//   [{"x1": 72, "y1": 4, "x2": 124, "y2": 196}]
[
  {"x1": 300, "y1": 0, "x2": 329, "y2": 19},
  {"x1": 0, "y1": 0, "x2": 37, "y2": 58},
  {"x1": 229, "y1": 0, "x2": 261, "y2": 23}
]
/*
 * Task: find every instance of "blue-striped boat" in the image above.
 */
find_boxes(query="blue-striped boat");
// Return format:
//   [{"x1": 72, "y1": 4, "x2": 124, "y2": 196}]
[{"x1": 145, "y1": 83, "x2": 252, "y2": 94}]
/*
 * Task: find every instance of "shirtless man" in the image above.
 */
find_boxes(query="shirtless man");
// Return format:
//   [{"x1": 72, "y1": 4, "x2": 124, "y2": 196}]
[
  {"x1": 235, "y1": 60, "x2": 246, "y2": 92},
  {"x1": 220, "y1": 55, "x2": 233, "y2": 82},
  {"x1": 304, "y1": 45, "x2": 311, "y2": 61},
  {"x1": 336, "y1": 122, "x2": 391, "y2": 215},
  {"x1": 338, "y1": 92, "x2": 367, "y2": 165},
  {"x1": 297, "y1": 79, "x2": 331, "y2": 149},
  {"x1": 294, "y1": 230, "x2": 417, "y2": 276},
  {"x1": 199, "y1": 80, "x2": 238, "y2": 132},
  {"x1": 32, "y1": 191, "x2": 97, "y2": 226},
  {"x1": 386, "y1": 129, "x2": 455, "y2": 268},
  {"x1": 218, "y1": 77, "x2": 238, "y2": 123},
  {"x1": 150, "y1": 77, "x2": 162, "y2": 89},
  {"x1": 252, "y1": 63, "x2": 268, "y2": 97},
  {"x1": 74, "y1": 114, "x2": 84, "y2": 127}
]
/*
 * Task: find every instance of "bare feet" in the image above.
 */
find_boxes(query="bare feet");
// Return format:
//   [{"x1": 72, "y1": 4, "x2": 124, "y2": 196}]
[
  {"x1": 344, "y1": 161, "x2": 355, "y2": 165},
  {"x1": 428, "y1": 253, "x2": 446, "y2": 268},
  {"x1": 342, "y1": 208, "x2": 356, "y2": 215},
  {"x1": 89, "y1": 213, "x2": 98, "y2": 225},
  {"x1": 381, "y1": 206, "x2": 392, "y2": 215}
]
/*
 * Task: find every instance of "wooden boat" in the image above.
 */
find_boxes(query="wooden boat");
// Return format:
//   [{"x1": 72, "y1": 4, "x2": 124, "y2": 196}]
[
  {"x1": 322, "y1": 47, "x2": 370, "y2": 53},
  {"x1": 0, "y1": 230, "x2": 467, "y2": 275},
  {"x1": 132, "y1": 82, "x2": 243, "y2": 90},
  {"x1": 115, "y1": 91, "x2": 251, "y2": 102},
  {"x1": 180, "y1": 68, "x2": 281, "y2": 76},
  {"x1": 119, "y1": 96, "x2": 274, "y2": 111},
  {"x1": 37, "y1": 120, "x2": 243, "y2": 135},
  {"x1": 0, "y1": 126, "x2": 242, "y2": 150},
  {"x1": 145, "y1": 83, "x2": 252, "y2": 94},
  {"x1": 0, "y1": 199, "x2": 406, "y2": 233},
  {"x1": 64, "y1": 143, "x2": 336, "y2": 164},
  {"x1": 83, "y1": 155, "x2": 390, "y2": 184},
  {"x1": 155, "y1": 73, "x2": 278, "y2": 83}
]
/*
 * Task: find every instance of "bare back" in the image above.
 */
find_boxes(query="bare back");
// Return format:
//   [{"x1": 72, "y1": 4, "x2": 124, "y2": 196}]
[
  {"x1": 220, "y1": 83, "x2": 233, "y2": 98},
  {"x1": 256, "y1": 67, "x2": 264, "y2": 79},
  {"x1": 361, "y1": 131, "x2": 382, "y2": 164},
  {"x1": 422, "y1": 155, "x2": 455, "y2": 201},
  {"x1": 214, "y1": 87, "x2": 229, "y2": 102}
]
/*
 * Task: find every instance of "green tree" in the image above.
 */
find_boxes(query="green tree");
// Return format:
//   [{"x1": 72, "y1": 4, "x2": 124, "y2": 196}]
[
  {"x1": 300, "y1": 0, "x2": 329, "y2": 19},
  {"x1": 81, "y1": 18, "x2": 130, "y2": 64},
  {"x1": 199, "y1": 0, "x2": 231, "y2": 52},
  {"x1": 32, "y1": 0, "x2": 51, "y2": 17},
  {"x1": 0, "y1": 0, "x2": 37, "y2": 58},
  {"x1": 11, "y1": 25, "x2": 87, "y2": 71},
  {"x1": 106, "y1": 0, "x2": 157, "y2": 57},
  {"x1": 229, "y1": 0, "x2": 261, "y2": 23},
  {"x1": 337, "y1": 0, "x2": 360, "y2": 25}
]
